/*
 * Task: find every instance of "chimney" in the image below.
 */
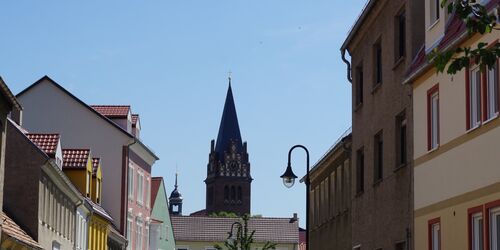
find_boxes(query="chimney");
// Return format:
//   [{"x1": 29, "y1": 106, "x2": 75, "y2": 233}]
[{"x1": 290, "y1": 213, "x2": 298, "y2": 223}]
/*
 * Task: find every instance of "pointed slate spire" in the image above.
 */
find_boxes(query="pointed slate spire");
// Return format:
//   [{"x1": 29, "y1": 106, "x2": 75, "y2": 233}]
[{"x1": 215, "y1": 77, "x2": 243, "y2": 156}]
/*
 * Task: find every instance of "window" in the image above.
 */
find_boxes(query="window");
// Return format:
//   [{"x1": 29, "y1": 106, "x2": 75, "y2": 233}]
[
  {"x1": 128, "y1": 166, "x2": 134, "y2": 200},
  {"x1": 224, "y1": 186, "x2": 229, "y2": 201},
  {"x1": 428, "y1": 218, "x2": 441, "y2": 250},
  {"x1": 429, "y1": 0, "x2": 440, "y2": 25},
  {"x1": 396, "y1": 112, "x2": 407, "y2": 167},
  {"x1": 137, "y1": 172, "x2": 144, "y2": 205},
  {"x1": 395, "y1": 10, "x2": 406, "y2": 60},
  {"x1": 469, "y1": 66, "x2": 482, "y2": 128},
  {"x1": 471, "y1": 212, "x2": 484, "y2": 250},
  {"x1": 237, "y1": 186, "x2": 242, "y2": 202},
  {"x1": 127, "y1": 216, "x2": 133, "y2": 250},
  {"x1": 374, "y1": 41, "x2": 383, "y2": 85},
  {"x1": 427, "y1": 85, "x2": 439, "y2": 150},
  {"x1": 146, "y1": 178, "x2": 150, "y2": 208},
  {"x1": 374, "y1": 131, "x2": 383, "y2": 182},
  {"x1": 356, "y1": 148, "x2": 364, "y2": 193},
  {"x1": 96, "y1": 179, "x2": 101, "y2": 204},
  {"x1": 356, "y1": 65, "x2": 364, "y2": 105},
  {"x1": 86, "y1": 171, "x2": 91, "y2": 197},
  {"x1": 489, "y1": 206, "x2": 500, "y2": 250},
  {"x1": 330, "y1": 172, "x2": 336, "y2": 217},
  {"x1": 52, "y1": 241, "x2": 61, "y2": 250},
  {"x1": 231, "y1": 186, "x2": 236, "y2": 201},
  {"x1": 136, "y1": 218, "x2": 143, "y2": 250},
  {"x1": 486, "y1": 62, "x2": 499, "y2": 120},
  {"x1": 208, "y1": 187, "x2": 214, "y2": 205}
]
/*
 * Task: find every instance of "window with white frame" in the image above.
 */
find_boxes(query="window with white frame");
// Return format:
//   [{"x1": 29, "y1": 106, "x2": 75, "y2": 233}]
[
  {"x1": 486, "y1": 62, "x2": 499, "y2": 120},
  {"x1": 429, "y1": 0, "x2": 440, "y2": 25},
  {"x1": 137, "y1": 172, "x2": 144, "y2": 205},
  {"x1": 490, "y1": 207, "x2": 500, "y2": 250},
  {"x1": 430, "y1": 220, "x2": 440, "y2": 250},
  {"x1": 136, "y1": 218, "x2": 143, "y2": 250},
  {"x1": 145, "y1": 225, "x2": 149, "y2": 250},
  {"x1": 471, "y1": 212, "x2": 483, "y2": 250},
  {"x1": 146, "y1": 178, "x2": 150, "y2": 208},
  {"x1": 428, "y1": 86, "x2": 439, "y2": 150},
  {"x1": 470, "y1": 66, "x2": 482, "y2": 128},
  {"x1": 128, "y1": 166, "x2": 134, "y2": 200}
]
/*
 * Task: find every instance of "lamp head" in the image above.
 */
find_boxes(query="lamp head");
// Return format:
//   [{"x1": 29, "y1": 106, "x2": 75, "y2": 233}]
[{"x1": 280, "y1": 163, "x2": 298, "y2": 188}]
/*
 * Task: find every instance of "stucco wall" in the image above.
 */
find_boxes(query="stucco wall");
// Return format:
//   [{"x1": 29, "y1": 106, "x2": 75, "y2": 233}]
[
  {"x1": 412, "y1": 23, "x2": 500, "y2": 250},
  {"x1": 151, "y1": 180, "x2": 176, "y2": 250},
  {"x1": 17, "y1": 79, "x2": 132, "y2": 232}
]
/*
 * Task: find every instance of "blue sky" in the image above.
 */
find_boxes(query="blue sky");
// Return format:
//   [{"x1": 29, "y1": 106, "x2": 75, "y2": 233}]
[{"x1": 1, "y1": 1, "x2": 365, "y2": 227}]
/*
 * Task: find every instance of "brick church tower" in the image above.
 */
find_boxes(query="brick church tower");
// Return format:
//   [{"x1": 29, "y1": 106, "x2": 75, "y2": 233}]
[{"x1": 205, "y1": 78, "x2": 252, "y2": 215}]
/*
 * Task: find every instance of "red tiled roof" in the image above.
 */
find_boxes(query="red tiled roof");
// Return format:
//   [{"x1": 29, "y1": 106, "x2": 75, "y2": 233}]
[
  {"x1": 92, "y1": 158, "x2": 100, "y2": 176},
  {"x1": 151, "y1": 177, "x2": 162, "y2": 208},
  {"x1": 91, "y1": 105, "x2": 130, "y2": 118},
  {"x1": 62, "y1": 149, "x2": 90, "y2": 169},
  {"x1": 25, "y1": 133, "x2": 60, "y2": 157},
  {"x1": 171, "y1": 216, "x2": 299, "y2": 244},
  {"x1": 132, "y1": 114, "x2": 139, "y2": 126},
  {"x1": 2, "y1": 211, "x2": 43, "y2": 249}
]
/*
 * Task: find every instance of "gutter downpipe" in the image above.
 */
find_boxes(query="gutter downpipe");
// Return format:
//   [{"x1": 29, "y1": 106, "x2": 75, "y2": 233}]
[{"x1": 341, "y1": 49, "x2": 353, "y2": 83}]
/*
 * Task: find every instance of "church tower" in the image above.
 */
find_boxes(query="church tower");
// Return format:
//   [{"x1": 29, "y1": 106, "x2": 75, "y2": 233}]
[{"x1": 205, "y1": 78, "x2": 252, "y2": 215}]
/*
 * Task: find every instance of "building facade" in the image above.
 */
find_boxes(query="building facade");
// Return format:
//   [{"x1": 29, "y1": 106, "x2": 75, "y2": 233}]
[
  {"x1": 205, "y1": 81, "x2": 252, "y2": 216},
  {"x1": 340, "y1": 0, "x2": 425, "y2": 249},
  {"x1": 151, "y1": 177, "x2": 176, "y2": 250},
  {"x1": 171, "y1": 216, "x2": 299, "y2": 250},
  {"x1": 0, "y1": 78, "x2": 21, "y2": 238},
  {"x1": 405, "y1": 0, "x2": 500, "y2": 249},
  {"x1": 4, "y1": 120, "x2": 87, "y2": 250},
  {"x1": 308, "y1": 131, "x2": 351, "y2": 250},
  {"x1": 16, "y1": 76, "x2": 158, "y2": 248}
]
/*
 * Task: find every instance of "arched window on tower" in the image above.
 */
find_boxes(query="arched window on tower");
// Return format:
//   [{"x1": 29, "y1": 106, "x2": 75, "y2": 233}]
[
  {"x1": 237, "y1": 186, "x2": 242, "y2": 203},
  {"x1": 224, "y1": 186, "x2": 229, "y2": 202},
  {"x1": 231, "y1": 186, "x2": 236, "y2": 202}
]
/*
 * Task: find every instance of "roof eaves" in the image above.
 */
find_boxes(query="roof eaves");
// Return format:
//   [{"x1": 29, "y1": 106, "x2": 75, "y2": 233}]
[
  {"x1": 340, "y1": 0, "x2": 378, "y2": 51},
  {"x1": 135, "y1": 138, "x2": 160, "y2": 161},
  {"x1": 16, "y1": 76, "x2": 134, "y2": 139},
  {"x1": 0, "y1": 77, "x2": 22, "y2": 110}
]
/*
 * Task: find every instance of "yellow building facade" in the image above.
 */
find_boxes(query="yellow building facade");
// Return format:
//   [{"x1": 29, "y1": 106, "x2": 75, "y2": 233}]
[
  {"x1": 88, "y1": 206, "x2": 110, "y2": 250},
  {"x1": 62, "y1": 149, "x2": 113, "y2": 250},
  {"x1": 408, "y1": 1, "x2": 500, "y2": 249}
]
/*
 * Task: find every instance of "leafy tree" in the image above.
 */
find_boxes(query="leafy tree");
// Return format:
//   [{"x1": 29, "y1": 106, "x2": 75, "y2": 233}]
[
  {"x1": 214, "y1": 215, "x2": 276, "y2": 250},
  {"x1": 428, "y1": 0, "x2": 500, "y2": 74},
  {"x1": 209, "y1": 211, "x2": 239, "y2": 218}
]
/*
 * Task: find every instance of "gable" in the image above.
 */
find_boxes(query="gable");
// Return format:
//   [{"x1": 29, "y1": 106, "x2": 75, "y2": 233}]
[{"x1": 16, "y1": 76, "x2": 133, "y2": 144}]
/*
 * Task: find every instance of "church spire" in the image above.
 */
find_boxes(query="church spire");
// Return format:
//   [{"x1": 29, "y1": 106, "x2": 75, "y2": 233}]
[{"x1": 215, "y1": 78, "x2": 243, "y2": 156}]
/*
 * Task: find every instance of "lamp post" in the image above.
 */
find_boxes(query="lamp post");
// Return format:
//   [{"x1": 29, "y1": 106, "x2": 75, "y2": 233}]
[
  {"x1": 227, "y1": 221, "x2": 242, "y2": 247},
  {"x1": 280, "y1": 145, "x2": 310, "y2": 250}
]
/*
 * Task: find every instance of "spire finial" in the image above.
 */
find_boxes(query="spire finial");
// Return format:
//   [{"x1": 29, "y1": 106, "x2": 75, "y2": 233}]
[
  {"x1": 174, "y1": 171, "x2": 178, "y2": 188},
  {"x1": 228, "y1": 70, "x2": 232, "y2": 86}
]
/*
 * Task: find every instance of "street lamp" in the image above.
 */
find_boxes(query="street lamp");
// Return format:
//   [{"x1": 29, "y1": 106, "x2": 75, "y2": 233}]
[
  {"x1": 280, "y1": 144, "x2": 310, "y2": 250},
  {"x1": 227, "y1": 221, "x2": 242, "y2": 246}
]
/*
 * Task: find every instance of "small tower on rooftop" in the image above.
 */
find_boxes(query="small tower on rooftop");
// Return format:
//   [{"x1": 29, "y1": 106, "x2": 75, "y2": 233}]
[{"x1": 169, "y1": 172, "x2": 183, "y2": 215}]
